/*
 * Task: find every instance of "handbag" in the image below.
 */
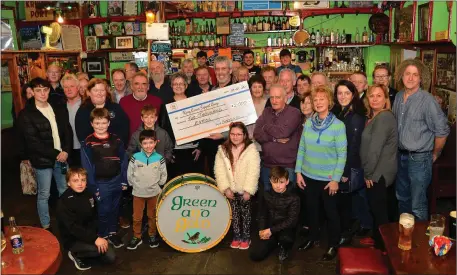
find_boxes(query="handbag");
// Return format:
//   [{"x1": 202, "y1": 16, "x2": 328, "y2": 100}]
[
  {"x1": 20, "y1": 161, "x2": 37, "y2": 195},
  {"x1": 339, "y1": 168, "x2": 365, "y2": 193}
]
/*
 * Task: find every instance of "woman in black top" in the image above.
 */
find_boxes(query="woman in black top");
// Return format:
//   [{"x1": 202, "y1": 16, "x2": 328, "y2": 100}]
[{"x1": 333, "y1": 80, "x2": 369, "y2": 245}]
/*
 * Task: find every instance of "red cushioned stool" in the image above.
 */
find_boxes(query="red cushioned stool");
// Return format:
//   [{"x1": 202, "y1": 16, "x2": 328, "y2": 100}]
[{"x1": 338, "y1": 247, "x2": 389, "y2": 275}]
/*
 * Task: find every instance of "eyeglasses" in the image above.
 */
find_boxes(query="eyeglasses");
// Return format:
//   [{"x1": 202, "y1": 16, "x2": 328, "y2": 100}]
[
  {"x1": 230, "y1": 133, "x2": 243, "y2": 137},
  {"x1": 374, "y1": 75, "x2": 389, "y2": 79}
]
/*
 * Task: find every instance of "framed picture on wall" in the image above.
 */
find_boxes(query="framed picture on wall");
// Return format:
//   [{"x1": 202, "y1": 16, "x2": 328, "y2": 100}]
[
  {"x1": 115, "y1": 36, "x2": 133, "y2": 49},
  {"x1": 436, "y1": 53, "x2": 456, "y2": 92},
  {"x1": 86, "y1": 58, "x2": 105, "y2": 74},
  {"x1": 397, "y1": 5, "x2": 414, "y2": 42},
  {"x1": 108, "y1": 1, "x2": 123, "y2": 17},
  {"x1": 85, "y1": 36, "x2": 98, "y2": 51},
  {"x1": 418, "y1": 3, "x2": 431, "y2": 41},
  {"x1": 216, "y1": 17, "x2": 230, "y2": 35},
  {"x1": 421, "y1": 49, "x2": 436, "y2": 91},
  {"x1": 123, "y1": 1, "x2": 138, "y2": 16}
]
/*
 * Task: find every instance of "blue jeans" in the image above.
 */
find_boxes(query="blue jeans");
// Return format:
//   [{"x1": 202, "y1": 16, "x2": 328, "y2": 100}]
[
  {"x1": 34, "y1": 162, "x2": 67, "y2": 228},
  {"x1": 396, "y1": 151, "x2": 432, "y2": 221},
  {"x1": 97, "y1": 180, "x2": 123, "y2": 237},
  {"x1": 352, "y1": 188, "x2": 373, "y2": 229},
  {"x1": 260, "y1": 166, "x2": 296, "y2": 192}
]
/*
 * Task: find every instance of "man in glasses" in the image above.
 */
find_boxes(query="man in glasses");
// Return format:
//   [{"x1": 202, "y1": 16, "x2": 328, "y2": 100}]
[{"x1": 372, "y1": 64, "x2": 397, "y2": 106}]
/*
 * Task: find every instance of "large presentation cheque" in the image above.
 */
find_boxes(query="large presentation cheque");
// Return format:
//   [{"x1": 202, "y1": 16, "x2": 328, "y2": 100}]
[{"x1": 166, "y1": 81, "x2": 258, "y2": 145}]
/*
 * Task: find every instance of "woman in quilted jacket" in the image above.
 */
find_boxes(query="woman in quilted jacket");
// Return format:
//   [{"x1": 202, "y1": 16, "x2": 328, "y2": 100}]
[{"x1": 214, "y1": 122, "x2": 260, "y2": 250}]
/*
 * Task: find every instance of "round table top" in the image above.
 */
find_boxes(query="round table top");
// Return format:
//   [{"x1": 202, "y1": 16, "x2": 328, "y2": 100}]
[{"x1": 2, "y1": 226, "x2": 61, "y2": 275}]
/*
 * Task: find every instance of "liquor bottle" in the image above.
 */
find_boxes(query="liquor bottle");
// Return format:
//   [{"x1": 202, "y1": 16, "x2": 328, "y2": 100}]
[
  {"x1": 282, "y1": 17, "x2": 286, "y2": 30},
  {"x1": 326, "y1": 29, "x2": 330, "y2": 44},
  {"x1": 330, "y1": 29, "x2": 335, "y2": 44},
  {"x1": 277, "y1": 35, "x2": 282, "y2": 47},
  {"x1": 257, "y1": 17, "x2": 263, "y2": 32},
  {"x1": 199, "y1": 35, "x2": 204, "y2": 47},
  {"x1": 355, "y1": 27, "x2": 360, "y2": 43},
  {"x1": 271, "y1": 17, "x2": 276, "y2": 31},
  {"x1": 205, "y1": 21, "x2": 209, "y2": 33},
  {"x1": 252, "y1": 17, "x2": 257, "y2": 32},
  {"x1": 362, "y1": 26, "x2": 368, "y2": 43},
  {"x1": 205, "y1": 36, "x2": 210, "y2": 47},
  {"x1": 8, "y1": 217, "x2": 24, "y2": 254},
  {"x1": 182, "y1": 38, "x2": 187, "y2": 48},
  {"x1": 272, "y1": 34, "x2": 277, "y2": 47},
  {"x1": 267, "y1": 17, "x2": 271, "y2": 31},
  {"x1": 369, "y1": 31, "x2": 375, "y2": 43},
  {"x1": 255, "y1": 53, "x2": 261, "y2": 65},
  {"x1": 285, "y1": 17, "x2": 290, "y2": 30},
  {"x1": 360, "y1": 58, "x2": 366, "y2": 72},
  {"x1": 189, "y1": 37, "x2": 194, "y2": 48},
  {"x1": 315, "y1": 29, "x2": 321, "y2": 45},
  {"x1": 276, "y1": 17, "x2": 281, "y2": 30},
  {"x1": 210, "y1": 21, "x2": 215, "y2": 33},
  {"x1": 210, "y1": 35, "x2": 215, "y2": 47},
  {"x1": 267, "y1": 35, "x2": 272, "y2": 46},
  {"x1": 176, "y1": 36, "x2": 182, "y2": 48},
  {"x1": 341, "y1": 29, "x2": 346, "y2": 43},
  {"x1": 335, "y1": 29, "x2": 340, "y2": 44},
  {"x1": 310, "y1": 28, "x2": 316, "y2": 45},
  {"x1": 216, "y1": 36, "x2": 220, "y2": 47},
  {"x1": 289, "y1": 33, "x2": 293, "y2": 46},
  {"x1": 262, "y1": 17, "x2": 267, "y2": 32}
]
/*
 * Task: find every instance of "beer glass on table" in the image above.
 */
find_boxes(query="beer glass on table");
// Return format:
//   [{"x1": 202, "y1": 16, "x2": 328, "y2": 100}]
[
  {"x1": 429, "y1": 214, "x2": 445, "y2": 242},
  {"x1": 398, "y1": 213, "x2": 415, "y2": 250}
]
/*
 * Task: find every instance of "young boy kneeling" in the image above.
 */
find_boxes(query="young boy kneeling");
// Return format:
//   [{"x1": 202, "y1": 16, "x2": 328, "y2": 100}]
[
  {"x1": 57, "y1": 168, "x2": 116, "y2": 271},
  {"x1": 249, "y1": 167, "x2": 300, "y2": 262},
  {"x1": 126, "y1": 130, "x2": 167, "y2": 249}
]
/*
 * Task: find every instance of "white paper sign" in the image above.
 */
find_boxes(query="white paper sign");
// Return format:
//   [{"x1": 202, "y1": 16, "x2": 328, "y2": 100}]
[
  {"x1": 146, "y1": 23, "x2": 169, "y2": 40},
  {"x1": 166, "y1": 81, "x2": 257, "y2": 145}
]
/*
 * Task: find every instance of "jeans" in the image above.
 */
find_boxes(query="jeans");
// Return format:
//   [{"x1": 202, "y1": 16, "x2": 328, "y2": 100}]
[
  {"x1": 97, "y1": 183, "x2": 122, "y2": 237},
  {"x1": 396, "y1": 151, "x2": 432, "y2": 221},
  {"x1": 260, "y1": 166, "x2": 296, "y2": 192},
  {"x1": 34, "y1": 161, "x2": 67, "y2": 228},
  {"x1": 352, "y1": 188, "x2": 373, "y2": 229},
  {"x1": 69, "y1": 241, "x2": 116, "y2": 264},
  {"x1": 249, "y1": 228, "x2": 295, "y2": 262}
]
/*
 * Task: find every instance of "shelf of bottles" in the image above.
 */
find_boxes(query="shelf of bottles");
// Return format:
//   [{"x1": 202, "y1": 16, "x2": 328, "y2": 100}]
[{"x1": 316, "y1": 47, "x2": 366, "y2": 76}]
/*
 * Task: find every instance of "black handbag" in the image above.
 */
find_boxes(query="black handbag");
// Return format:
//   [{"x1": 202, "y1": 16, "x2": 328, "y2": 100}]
[{"x1": 339, "y1": 168, "x2": 365, "y2": 193}]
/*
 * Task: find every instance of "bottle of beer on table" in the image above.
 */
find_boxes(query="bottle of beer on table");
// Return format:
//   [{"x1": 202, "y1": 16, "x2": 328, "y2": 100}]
[{"x1": 8, "y1": 217, "x2": 24, "y2": 254}]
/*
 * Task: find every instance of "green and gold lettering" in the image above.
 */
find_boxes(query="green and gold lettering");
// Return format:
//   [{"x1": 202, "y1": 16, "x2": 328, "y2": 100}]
[{"x1": 171, "y1": 196, "x2": 183, "y2": 211}]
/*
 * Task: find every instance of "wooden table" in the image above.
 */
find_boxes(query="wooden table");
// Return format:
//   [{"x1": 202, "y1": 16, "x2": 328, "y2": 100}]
[
  {"x1": 380, "y1": 222, "x2": 456, "y2": 275},
  {"x1": 2, "y1": 226, "x2": 62, "y2": 274}
]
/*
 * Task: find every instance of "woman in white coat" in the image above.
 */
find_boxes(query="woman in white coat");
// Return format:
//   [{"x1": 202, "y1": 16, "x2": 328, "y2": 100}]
[{"x1": 214, "y1": 122, "x2": 260, "y2": 250}]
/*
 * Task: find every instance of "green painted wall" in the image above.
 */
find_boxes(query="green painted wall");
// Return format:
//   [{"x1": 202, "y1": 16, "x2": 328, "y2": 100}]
[
  {"x1": 431, "y1": 1, "x2": 450, "y2": 40},
  {"x1": 452, "y1": 2, "x2": 457, "y2": 45}
]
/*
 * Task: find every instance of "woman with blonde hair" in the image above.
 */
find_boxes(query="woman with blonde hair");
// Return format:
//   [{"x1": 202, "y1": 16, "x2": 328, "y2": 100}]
[
  {"x1": 75, "y1": 78, "x2": 129, "y2": 144},
  {"x1": 360, "y1": 84, "x2": 398, "y2": 249},
  {"x1": 296, "y1": 85, "x2": 347, "y2": 260}
]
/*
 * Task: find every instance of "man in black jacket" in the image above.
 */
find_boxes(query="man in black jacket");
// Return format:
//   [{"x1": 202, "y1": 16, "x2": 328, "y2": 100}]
[
  {"x1": 16, "y1": 77, "x2": 73, "y2": 231},
  {"x1": 250, "y1": 167, "x2": 300, "y2": 262},
  {"x1": 57, "y1": 168, "x2": 116, "y2": 271}
]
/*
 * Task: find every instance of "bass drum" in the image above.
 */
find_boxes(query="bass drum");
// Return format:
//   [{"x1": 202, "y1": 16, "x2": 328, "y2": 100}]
[{"x1": 156, "y1": 173, "x2": 231, "y2": 253}]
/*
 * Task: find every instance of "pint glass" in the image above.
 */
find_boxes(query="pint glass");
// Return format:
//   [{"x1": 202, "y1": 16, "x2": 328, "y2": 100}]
[{"x1": 398, "y1": 213, "x2": 415, "y2": 250}]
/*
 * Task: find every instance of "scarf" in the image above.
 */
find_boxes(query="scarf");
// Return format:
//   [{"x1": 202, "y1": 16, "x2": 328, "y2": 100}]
[{"x1": 311, "y1": 112, "x2": 335, "y2": 144}]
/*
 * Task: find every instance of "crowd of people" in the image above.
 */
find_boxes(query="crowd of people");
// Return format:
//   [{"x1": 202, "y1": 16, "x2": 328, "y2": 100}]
[{"x1": 15, "y1": 49, "x2": 450, "y2": 270}]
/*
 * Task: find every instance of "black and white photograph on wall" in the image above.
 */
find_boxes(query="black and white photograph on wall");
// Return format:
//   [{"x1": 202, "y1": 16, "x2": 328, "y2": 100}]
[
  {"x1": 86, "y1": 58, "x2": 105, "y2": 74},
  {"x1": 421, "y1": 49, "x2": 435, "y2": 91},
  {"x1": 86, "y1": 36, "x2": 97, "y2": 51},
  {"x1": 436, "y1": 53, "x2": 456, "y2": 92},
  {"x1": 116, "y1": 36, "x2": 133, "y2": 49},
  {"x1": 418, "y1": 3, "x2": 430, "y2": 41},
  {"x1": 108, "y1": 1, "x2": 123, "y2": 16}
]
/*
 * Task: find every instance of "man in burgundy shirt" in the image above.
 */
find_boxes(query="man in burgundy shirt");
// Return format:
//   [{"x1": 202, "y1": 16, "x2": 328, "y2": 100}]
[
  {"x1": 254, "y1": 84, "x2": 302, "y2": 192},
  {"x1": 119, "y1": 73, "x2": 162, "y2": 139}
]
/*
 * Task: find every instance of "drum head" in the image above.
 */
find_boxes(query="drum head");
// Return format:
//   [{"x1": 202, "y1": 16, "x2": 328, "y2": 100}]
[
  {"x1": 293, "y1": 29, "x2": 310, "y2": 46},
  {"x1": 157, "y1": 178, "x2": 231, "y2": 253}
]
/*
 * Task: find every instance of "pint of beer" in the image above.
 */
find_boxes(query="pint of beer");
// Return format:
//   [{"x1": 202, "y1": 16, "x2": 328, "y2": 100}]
[{"x1": 398, "y1": 213, "x2": 415, "y2": 250}]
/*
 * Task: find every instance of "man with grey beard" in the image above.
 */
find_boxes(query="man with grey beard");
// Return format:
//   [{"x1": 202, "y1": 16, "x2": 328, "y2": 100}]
[{"x1": 148, "y1": 60, "x2": 173, "y2": 103}]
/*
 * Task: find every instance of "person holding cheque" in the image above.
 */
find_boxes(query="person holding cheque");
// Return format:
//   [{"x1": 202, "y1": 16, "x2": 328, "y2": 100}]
[{"x1": 295, "y1": 85, "x2": 347, "y2": 261}]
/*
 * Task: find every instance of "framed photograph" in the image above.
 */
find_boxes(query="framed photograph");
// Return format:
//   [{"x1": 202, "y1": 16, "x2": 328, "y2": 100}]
[
  {"x1": 108, "y1": 1, "x2": 123, "y2": 17},
  {"x1": 85, "y1": 1, "x2": 99, "y2": 18},
  {"x1": 436, "y1": 53, "x2": 456, "y2": 92},
  {"x1": 109, "y1": 22, "x2": 123, "y2": 36},
  {"x1": 123, "y1": 0, "x2": 138, "y2": 16},
  {"x1": 418, "y1": 3, "x2": 431, "y2": 41},
  {"x1": 216, "y1": 17, "x2": 230, "y2": 35},
  {"x1": 115, "y1": 36, "x2": 133, "y2": 49},
  {"x1": 100, "y1": 38, "x2": 112, "y2": 49},
  {"x1": 397, "y1": 5, "x2": 414, "y2": 42},
  {"x1": 86, "y1": 58, "x2": 105, "y2": 74},
  {"x1": 421, "y1": 49, "x2": 436, "y2": 91},
  {"x1": 94, "y1": 24, "x2": 104, "y2": 36},
  {"x1": 136, "y1": 36, "x2": 148, "y2": 49},
  {"x1": 85, "y1": 36, "x2": 98, "y2": 51},
  {"x1": 124, "y1": 22, "x2": 134, "y2": 35}
]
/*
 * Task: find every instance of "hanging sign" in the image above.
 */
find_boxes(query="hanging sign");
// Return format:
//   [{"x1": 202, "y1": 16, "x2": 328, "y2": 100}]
[
  {"x1": 25, "y1": 2, "x2": 55, "y2": 21},
  {"x1": 110, "y1": 52, "x2": 135, "y2": 62},
  {"x1": 242, "y1": 1, "x2": 282, "y2": 11},
  {"x1": 289, "y1": 16, "x2": 301, "y2": 27}
]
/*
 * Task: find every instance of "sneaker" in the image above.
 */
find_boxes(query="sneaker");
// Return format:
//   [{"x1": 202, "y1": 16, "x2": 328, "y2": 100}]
[
  {"x1": 108, "y1": 234, "x2": 124, "y2": 248},
  {"x1": 278, "y1": 246, "x2": 288, "y2": 262},
  {"x1": 68, "y1": 251, "x2": 91, "y2": 271},
  {"x1": 126, "y1": 237, "x2": 143, "y2": 250},
  {"x1": 239, "y1": 240, "x2": 250, "y2": 250},
  {"x1": 230, "y1": 239, "x2": 241, "y2": 249},
  {"x1": 149, "y1": 235, "x2": 159, "y2": 248},
  {"x1": 119, "y1": 217, "x2": 130, "y2": 229}
]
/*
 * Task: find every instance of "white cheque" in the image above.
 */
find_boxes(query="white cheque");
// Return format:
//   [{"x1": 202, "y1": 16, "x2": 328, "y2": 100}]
[{"x1": 166, "y1": 81, "x2": 257, "y2": 145}]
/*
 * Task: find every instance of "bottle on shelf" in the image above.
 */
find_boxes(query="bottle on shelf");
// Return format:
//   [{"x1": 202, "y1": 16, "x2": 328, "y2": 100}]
[
  {"x1": 210, "y1": 21, "x2": 215, "y2": 33},
  {"x1": 252, "y1": 17, "x2": 257, "y2": 32},
  {"x1": 257, "y1": 17, "x2": 263, "y2": 32},
  {"x1": 182, "y1": 38, "x2": 187, "y2": 48},
  {"x1": 289, "y1": 33, "x2": 293, "y2": 46},
  {"x1": 362, "y1": 26, "x2": 368, "y2": 43},
  {"x1": 199, "y1": 36, "x2": 204, "y2": 47},
  {"x1": 310, "y1": 28, "x2": 316, "y2": 45},
  {"x1": 277, "y1": 35, "x2": 282, "y2": 47},
  {"x1": 285, "y1": 17, "x2": 290, "y2": 30},
  {"x1": 272, "y1": 34, "x2": 277, "y2": 47},
  {"x1": 271, "y1": 17, "x2": 276, "y2": 31},
  {"x1": 255, "y1": 52, "x2": 261, "y2": 65},
  {"x1": 276, "y1": 17, "x2": 281, "y2": 30},
  {"x1": 360, "y1": 58, "x2": 366, "y2": 72},
  {"x1": 267, "y1": 35, "x2": 272, "y2": 47},
  {"x1": 263, "y1": 53, "x2": 268, "y2": 64},
  {"x1": 355, "y1": 27, "x2": 360, "y2": 43},
  {"x1": 176, "y1": 36, "x2": 182, "y2": 48},
  {"x1": 210, "y1": 35, "x2": 215, "y2": 47},
  {"x1": 188, "y1": 37, "x2": 194, "y2": 48},
  {"x1": 341, "y1": 29, "x2": 346, "y2": 43},
  {"x1": 330, "y1": 29, "x2": 335, "y2": 44},
  {"x1": 205, "y1": 20, "x2": 209, "y2": 33},
  {"x1": 216, "y1": 36, "x2": 221, "y2": 47},
  {"x1": 267, "y1": 17, "x2": 272, "y2": 31},
  {"x1": 8, "y1": 217, "x2": 24, "y2": 254},
  {"x1": 262, "y1": 17, "x2": 267, "y2": 32},
  {"x1": 325, "y1": 29, "x2": 330, "y2": 44},
  {"x1": 335, "y1": 29, "x2": 340, "y2": 44},
  {"x1": 205, "y1": 36, "x2": 210, "y2": 47},
  {"x1": 315, "y1": 29, "x2": 321, "y2": 45}
]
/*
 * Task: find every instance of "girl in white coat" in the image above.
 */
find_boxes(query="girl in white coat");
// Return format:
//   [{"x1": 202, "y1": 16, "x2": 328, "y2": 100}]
[{"x1": 214, "y1": 122, "x2": 260, "y2": 250}]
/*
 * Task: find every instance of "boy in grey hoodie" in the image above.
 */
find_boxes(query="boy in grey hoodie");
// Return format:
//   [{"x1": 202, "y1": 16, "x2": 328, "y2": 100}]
[
  {"x1": 126, "y1": 104, "x2": 173, "y2": 163},
  {"x1": 126, "y1": 130, "x2": 167, "y2": 250}
]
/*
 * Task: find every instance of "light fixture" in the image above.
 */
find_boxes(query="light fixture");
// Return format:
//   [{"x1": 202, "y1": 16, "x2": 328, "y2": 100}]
[
  {"x1": 146, "y1": 11, "x2": 155, "y2": 23},
  {"x1": 56, "y1": 10, "x2": 64, "y2": 23}
]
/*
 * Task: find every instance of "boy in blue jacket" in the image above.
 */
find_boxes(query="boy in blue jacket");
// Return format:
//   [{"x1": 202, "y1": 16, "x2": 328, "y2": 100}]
[
  {"x1": 126, "y1": 129, "x2": 167, "y2": 250},
  {"x1": 81, "y1": 108, "x2": 128, "y2": 249}
]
